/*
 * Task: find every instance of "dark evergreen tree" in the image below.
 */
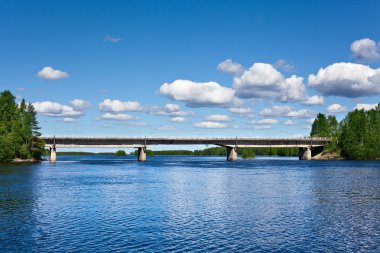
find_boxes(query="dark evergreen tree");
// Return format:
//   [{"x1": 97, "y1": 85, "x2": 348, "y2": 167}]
[
  {"x1": 310, "y1": 113, "x2": 330, "y2": 137},
  {"x1": 0, "y1": 90, "x2": 44, "y2": 162}
]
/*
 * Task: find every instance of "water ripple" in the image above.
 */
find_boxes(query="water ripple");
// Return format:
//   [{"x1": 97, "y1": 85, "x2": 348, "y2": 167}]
[{"x1": 0, "y1": 156, "x2": 379, "y2": 252}]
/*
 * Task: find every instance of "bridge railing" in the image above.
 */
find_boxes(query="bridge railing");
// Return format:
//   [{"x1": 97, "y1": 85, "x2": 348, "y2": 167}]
[{"x1": 41, "y1": 136, "x2": 332, "y2": 141}]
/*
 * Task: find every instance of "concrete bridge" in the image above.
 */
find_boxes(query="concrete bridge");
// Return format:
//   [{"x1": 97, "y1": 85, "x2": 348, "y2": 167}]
[{"x1": 42, "y1": 136, "x2": 332, "y2": 162}]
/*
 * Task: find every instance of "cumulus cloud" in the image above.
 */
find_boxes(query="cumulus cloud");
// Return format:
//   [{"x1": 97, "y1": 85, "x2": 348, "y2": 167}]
[
  {"x1": 159, "y1": 79, "x2": 240, "y2": 107},
  {"x1": 354, "y1": 103, "x2": 378, "y2": 111},
  {"x1": 351, "y1": 38, "x2": 380, "y2": 62},
  {"x1": 259, "y1": 105, "x2": 315, "y2": 118},
  {"x1": 99, "y1": 113, "x2": 138, "y2": 121},
  {"x1": 63, "y1": 118, "x2": 77, "y2": 123},
  {"x1": 283, "y1": 120, "x2": 295, "y2": 125},
  {"x1": 301, "y1": 95, "x2": 324, "y2": 105},
  {"x1": 308, "y1": 62, "x2": 380, "y2": 97},
  {"x1": 233, "y1": 63, "x2": 306, "y2": 101},
  {"x1": 193, "y1": 121, "x2": 227, "y2": 129},
  {"x1": 253, "y1": 125, "x2": 273, "y2": 130},
  {"x1": 273, "y1": 59, "x2": 294, "y2": 72},
  {"x1": 149, "y1": 103, "x2": 194, "y2": 117},
  {"x1": 170, "y1": 117, "x2": 186, "y2": 123},
  {"x1": 104, "y1": 35, "x2": 122, "y2": 43},
  {"x1": 327, "y1": 104, "x2": 347, "y2": 113},
  {"x1": 33, "y1": 101, "x2": 83, "y2": 117},
  {"x1": 99, "y1": 99, "x2": 142, "y2": 112},
  {"x1": 157, "y1": 126, "x2": 177, "y2": 131},
  {"x1": 37, "y1": 66, "x2": 69, "y2": 80},
  {"x1": 70, "y1": 99, "x2": 90, "y2": 111},
  {"x1": 228, "y1": 107, "x2": 252, "y2": 114},
  {"x1": 252, "y1": 118, "x2": 278, "y2": 124},
  {"x1": 217, "y1": 59, "x2": 243, "y2": 74},
  {"x1": 204, "y1": 114, "x2": 230, "y2": 122}
]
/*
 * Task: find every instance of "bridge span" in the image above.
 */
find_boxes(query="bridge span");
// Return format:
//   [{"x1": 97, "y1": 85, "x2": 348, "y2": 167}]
[{"x1": 41, "y1": 136, "x2": 332, "y2": 162}]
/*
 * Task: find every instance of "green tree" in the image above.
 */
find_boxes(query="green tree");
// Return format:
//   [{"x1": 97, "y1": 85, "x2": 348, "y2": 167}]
[
  {"x1": 115, "y1": 150, "x2": 127, "y2": 156},
  {"x1": 241, "y1": 148, "x2": 255, "y2": 159},
  {"x1": 339, "y1": 109, "x2": 369, "y2": 159},
  {"x1": 311, "y1": 113, "x2": 330, "y2": 137},
  {"x1": 0, "y1": 90, "x2": 44, "y2": 162}
]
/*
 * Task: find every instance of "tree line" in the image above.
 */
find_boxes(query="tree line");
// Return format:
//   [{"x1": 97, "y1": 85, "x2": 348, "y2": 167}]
[
  {"x1": 0, "y1": 90, "x2": 44, "y2": 162},
  {"x1": 127, "y1": 146, "x2": 298, "y2": 158},
  {"x1": 311, "y1": 103, "x2": 380, "y2": 159}
]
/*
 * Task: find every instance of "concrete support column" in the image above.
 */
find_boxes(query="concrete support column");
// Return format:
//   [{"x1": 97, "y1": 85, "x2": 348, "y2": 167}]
[
  {"x1": 226, "y1": 146, "x2": 238, "y2": 161},
  {"x1": 138, "y1": 147, "x2": 147, "y2": 162},
  {"x1": 50, "y1": 145, "x2": 57, "y2": 162},
  {"x1": 299, "y1": 147, "x2": 311, "y2": 160}
]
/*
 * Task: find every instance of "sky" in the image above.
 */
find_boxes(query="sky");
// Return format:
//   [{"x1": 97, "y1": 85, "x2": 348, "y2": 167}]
[{"x1": 1, "y1": 0, "x2": 380, "y2": 150}]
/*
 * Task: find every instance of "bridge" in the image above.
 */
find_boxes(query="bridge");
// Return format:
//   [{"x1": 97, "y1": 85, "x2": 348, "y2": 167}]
[{"x1": 42, "y1": 136, "x2": 332, "y2": 162}]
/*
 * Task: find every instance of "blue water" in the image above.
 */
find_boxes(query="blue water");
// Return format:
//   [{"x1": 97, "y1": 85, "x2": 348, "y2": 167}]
[{"x1": 0, "y1": 156, "x2": 379, "y2": 252}]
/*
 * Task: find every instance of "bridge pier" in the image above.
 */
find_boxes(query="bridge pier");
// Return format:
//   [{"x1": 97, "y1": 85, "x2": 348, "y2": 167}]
[
  {"x1": 226, "y1": 146, "x2": 238, "y2": 161},
  {"x1": 299, "y1": 147, "x2": 311, "y2": 160},
  {"x1": 50, "y1": 145, "x2": 57, "y2": 162},
  {"x1": 138, "y1": 147, "x2": 147, "y2": 162}
]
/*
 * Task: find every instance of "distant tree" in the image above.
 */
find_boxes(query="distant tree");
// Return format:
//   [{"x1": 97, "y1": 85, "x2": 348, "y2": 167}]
[
  {"x1": 241, "y1": 148, "x2": 255, "y2": 159},
  {"x1": 115, "y1": 150, "x2": 127, "y2": 156}
]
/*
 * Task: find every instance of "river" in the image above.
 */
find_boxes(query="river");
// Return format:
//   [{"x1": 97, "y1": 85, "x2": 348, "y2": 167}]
[{"x1": 0, "y1": 156, "x2": 379, "y2": 252}]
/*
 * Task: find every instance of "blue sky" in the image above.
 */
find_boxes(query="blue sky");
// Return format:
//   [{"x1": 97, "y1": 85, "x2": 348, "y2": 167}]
[{"x1": 1, "y1": 0, "x2": 380, "y2": 145}]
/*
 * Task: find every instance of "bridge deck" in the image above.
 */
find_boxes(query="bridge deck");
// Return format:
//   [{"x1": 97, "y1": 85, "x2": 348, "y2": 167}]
[{"x1": 41, "y1": 136, "x2": 331, "y2": 148}]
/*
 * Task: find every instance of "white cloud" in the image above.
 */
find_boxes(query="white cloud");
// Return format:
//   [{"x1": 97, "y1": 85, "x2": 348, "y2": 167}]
[
  {"x1": 17, "y1": 88, "x2": 25, "y2": 92},
  {"x1": 354, "y1": 103, "x2": 378, "y2": 111},
  {"x1": 301, "y1": 95, "x2": 324, "y2": 105},
  {"x1": 37, "y1": 66, "x2": 68, "y2": 80},
  {"x1": 327, "y1": 103, "x2": 347, "y2": 113},
  {"x1": 165, "y1": 103, "x2": 180, "y2": 112},
  {"x1": 204, "y1": 114, "x2": 230, "y2": 122},
  {"x1": 193, "y1": 121, "x2": 227, "y2": 129},
  {"x1": 149, "y1": 103, "x2": 194, "y2": 117},
  {"x1": 283, "y1": 120, "x2": 295, "y2": 125},
  {"x1": 159, "y1": 79, "x2": 240, "y2": 107},
  {"x1": 253, "y1": 125, "x2": 273, "y2": 130},
  {"x1": 99, "y1": 99, "x2": 142, "y2": 112},
  {"x1": 217, "y1": 59, "x2": 243, "y2": 74},
  {"x1": 228, "y1": 107, "x2": 252, "y2": 114},
  {"x1": 70, "y1": 99, "x2": 90, "y2": 111},
  {"x1": 99, "y1": 113, "x2": 137, "y2": 121},
  {"x1": 63, "y1": 118, "x2": 77, "y2": 123},
  {"x1": 287, "y1": 109, "x2": 316, "y2": 118},
  {"x1": 252, "y1": 118, "x2": 278, "y2": 124},
  {"x1": 259, "y1": 105, "x2": 315, "y2": 118},
  {"x1": 104, "y1": 35, "x2": 122, "y2": 43},
  {"x1": 350, "y1": 38, "x2": 380, "y2": 62},
  {"x1": 259, "y1": 105, "x2": 293, "y2": 117},
  {"x1": 157, "y1": 126, "x2": 177, "y2": 131},
  {"x1": 170, "y1": 117, "x2": 186, "y2": 123},
  {"x1": 273, "y1": 59, "x2": 294, "y2": 72},
  {"x1": 233, "y1": 63, "x2": 306, "y2": 101},
  {"x1": 33, "y1": 101, "x2": 83, "y2": 117},
  {"x1": 308, "y1": 62, "x2": 380, "y2": 97},
  {"x1": 307, "y1": 118, "x2": 315, "y2": 125}
]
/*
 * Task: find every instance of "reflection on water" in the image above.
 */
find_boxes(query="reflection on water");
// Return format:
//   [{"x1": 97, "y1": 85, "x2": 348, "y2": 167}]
[{"x1": 0, "y1": 156, "x2": 379, "y2": 252}]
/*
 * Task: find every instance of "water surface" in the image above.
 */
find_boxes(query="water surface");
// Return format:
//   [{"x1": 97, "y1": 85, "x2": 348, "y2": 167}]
[{"x1": 0, "y1": 156, "x2": 379, "y2": 252}]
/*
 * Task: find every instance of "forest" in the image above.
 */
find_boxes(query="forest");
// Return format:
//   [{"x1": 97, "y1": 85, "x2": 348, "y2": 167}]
[
  {"x1": 0, "y1": 90, "x2": 44, "y2": 162},
  {"x1": 310, "y1": 103, "x2": 380, "y2": 159}
]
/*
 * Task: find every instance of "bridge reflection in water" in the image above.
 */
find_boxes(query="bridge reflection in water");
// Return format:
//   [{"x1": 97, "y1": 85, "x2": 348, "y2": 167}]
[{"x1": 41, "y1": 136, "x2": 332, "y2": 162}]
